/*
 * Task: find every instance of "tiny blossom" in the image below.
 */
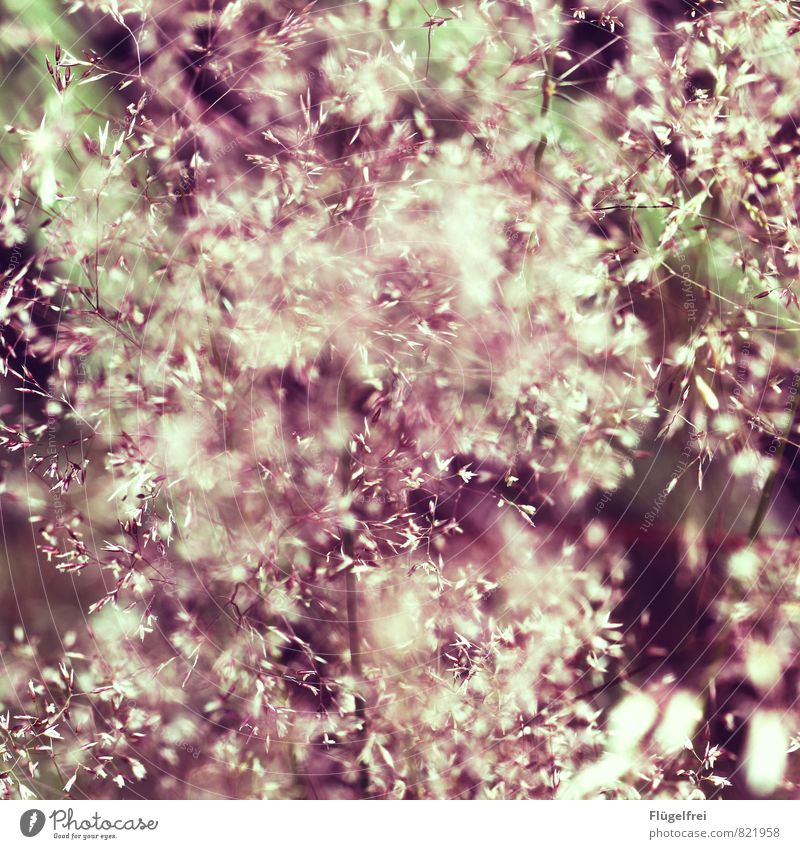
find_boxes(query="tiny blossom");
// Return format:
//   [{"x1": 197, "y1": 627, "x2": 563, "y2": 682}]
[{"x1": 0, "y1": 0, "x2": 798, "y2": 803}]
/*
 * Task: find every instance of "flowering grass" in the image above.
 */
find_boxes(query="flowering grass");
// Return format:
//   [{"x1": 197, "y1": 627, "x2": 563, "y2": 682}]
[{"x1": 0, "y1": 0, "x2": 799, "y2": 800}]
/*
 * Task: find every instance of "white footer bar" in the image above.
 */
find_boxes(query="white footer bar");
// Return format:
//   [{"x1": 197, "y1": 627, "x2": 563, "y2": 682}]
[{"x1": 1, "y1": 800, "x2": 798, "y2": 847}]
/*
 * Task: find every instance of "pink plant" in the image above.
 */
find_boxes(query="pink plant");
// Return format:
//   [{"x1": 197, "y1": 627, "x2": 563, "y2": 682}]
[{"x1": 0, "y1": 0, "x2": 799, "y2": 800}]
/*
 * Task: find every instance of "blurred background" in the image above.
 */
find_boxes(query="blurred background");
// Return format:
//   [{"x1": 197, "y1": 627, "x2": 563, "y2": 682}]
[{"x1": 1, "y1": 0, "x2": 800, "y2": 800}]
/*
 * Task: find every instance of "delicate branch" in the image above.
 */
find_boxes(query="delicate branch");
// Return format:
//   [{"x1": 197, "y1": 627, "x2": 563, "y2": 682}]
[
  {"x1": 338, "y1": 445, "x2": 370, "y2": 798},
  {"x1": 748, "y1": 385, "x2": 800, "y2": 541}
]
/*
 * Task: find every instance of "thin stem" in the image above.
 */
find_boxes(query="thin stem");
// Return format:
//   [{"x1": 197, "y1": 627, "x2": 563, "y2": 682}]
[
  {"x1": 748, "y1": 382, "x2": 800, "y2": 541},
  {"x1": 425, "y1": 24, "x2": 432, "y2": 78},
  {"x1": 417, "y1": 0, "x2": 433, "y2": 78},
  {"x1": 198, "y1": 272, "x2": 226, "y2": 374},
  {"x1": 338, "y1": 445, "x2": 370, "y2": 797},
  {"x1": 532, "y1": 53, "x2": 554, "y2": 177},
  {"x1": 593, "y1": 203, "x2": 673, "y2": 211},
  {"x1": 94, "y1": 193, "x2": 101, "y2": 311},
  {"x1": 521, "y1": 51, "x2": 554, "y2": 298}
]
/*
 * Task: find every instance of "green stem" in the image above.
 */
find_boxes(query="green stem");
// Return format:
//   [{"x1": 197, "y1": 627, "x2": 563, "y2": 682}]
[
  {"x1": 748, "y1": 380, "x2": 800, "y2": 541},
  {"x1": 532, "y1": 53, "x2": 554, "y2": 182},
  {"x1": 339, "y1": 445, "x2": 370, "y2": 797},
  {"x1": 699, "y1": 372, "x2": 800, "y2": 690}
]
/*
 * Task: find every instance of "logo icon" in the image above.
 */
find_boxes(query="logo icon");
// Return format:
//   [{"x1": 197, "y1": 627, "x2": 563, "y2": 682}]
[{"x1": 20, "y1": 810, "x2": 46, "y2": 837}]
